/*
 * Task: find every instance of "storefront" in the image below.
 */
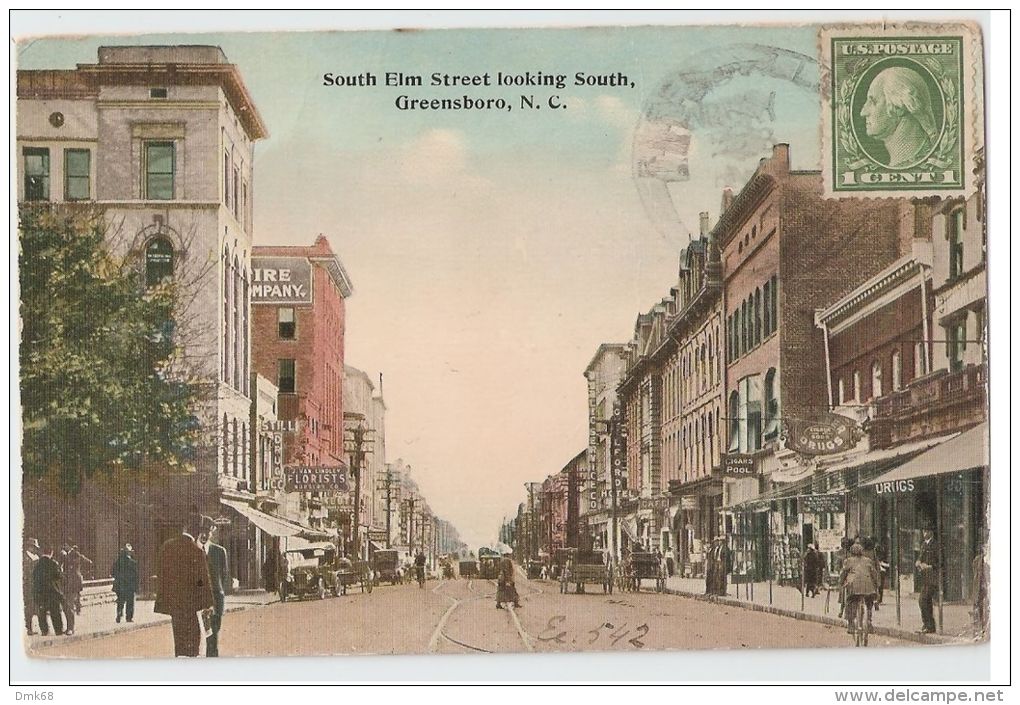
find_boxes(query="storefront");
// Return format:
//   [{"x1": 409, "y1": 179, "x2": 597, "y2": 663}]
[{"x1": 860, "y1": 423, "x2": 987, "y2": 606}]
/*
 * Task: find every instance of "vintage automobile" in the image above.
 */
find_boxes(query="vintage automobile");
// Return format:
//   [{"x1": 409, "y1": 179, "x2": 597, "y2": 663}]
[
  {"x1": 279, "y1": 543, "x2": 340, "y2": 601},
  {"x1": 372, "y1": 548, "x2": 402, "y2": 586},
  {"x1": 458, "y1": 559, "x2": 478, "y2": 578}
]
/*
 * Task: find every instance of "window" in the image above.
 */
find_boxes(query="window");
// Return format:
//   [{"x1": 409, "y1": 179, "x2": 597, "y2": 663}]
[
  {"x1": 233, "y1": 257, "x2": 242, "y2": 391},
  {"x1": 763, "y1": 368, "x2": 779, "y2": 440},
  {"x1": 221, "y1": 414, "x2": 229, "y2": 474},
  {"x1": 278, "y1": 307, "x2": 295, "y2": 338},
  {"x1": 149, "y1": 87, "x2": 168, "y2": 99},
  {"x1": 231, "y1": 419, "x2": 239, "y2": 477},
  {"x1": 743, "y1": 375, "x2": 762, "y2": 452},
  {"x1": 144, "y1": 238, "x2": 174, "y2": 287},
  {"x1": 144, "y1": 142, "x2": 174, "y2": 199},
  {"x1": 64, "y1": 149, "x2": 90, "y2": 200},
  {"x1": 946, "y1": 319, "x2": 967, "y2": 373},
  {"x1": 871, "y1": 361, "x2": 883, "y2": 400},
  {"x1": 222, "y1": 247, "x2": 231, "y2": 383},
  {"x1": 914, "y1": 341, "x2": 926, "y2": 379},
  {"x1": 224, "y1": 152, "x2": 231, "y2": 208},
  {"x1": 853, "y1": 371, "x2": 862, "y2": 402},
  {"x1": 838, "y1": 378, "x2": 846, "y2": 405},
  {"x1": 23, "y1": 147, "x2": 49, "y2": 201},
  {"x1": 728, "y1": 392, "x2": 740, "y2": 452},
  {"x1": 891, "y1": 351, "x2": 902, "y2": 391},
  {"x1": 763, "y1": 280, "x2": 772, "y2": 336},
  {"x1": 278, "y1": 359, "x2": 296, "y2": 393},
  {"x1": 949, "y1": 208, "x2": 965, "y2": 279},
  {"x1": 754, "y1": 288, "x2": 762, "y2": 346},
  {"x1": 232, "y1": 166, "x2": 240, "y2": 220},
  {"x1": 769, "y1": 274, "x2": 779, "y2": 332}
]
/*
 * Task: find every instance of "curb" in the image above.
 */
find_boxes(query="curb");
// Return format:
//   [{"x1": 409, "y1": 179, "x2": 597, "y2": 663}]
[
  {"x1": 662, "y1": 587, "x2": 961, "y2": 645},
  {"x1": 27, "y1": 599, "x2": 275, "y2": 651}
]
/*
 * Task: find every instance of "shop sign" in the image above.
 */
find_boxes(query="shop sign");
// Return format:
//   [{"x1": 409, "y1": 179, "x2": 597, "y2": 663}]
[
  {"x1": 784, "y1": 413, "x2": 860, "y2": 456},
  {"x1": 261, "y1": 419, "x2": 299, "y2": 433},
  {"x1": 723, "y1": 455, "x2": 758, "y2": 476},
  {"x1": 798, "y1": 494, "x2": 844, "y2": 514},
  {"x1": 815, "y1": 528, "x2": 844, "y2": 552},
  {"x1": 872, "y1": 478, "x2": 916, "y2": 495},
  {"x1": 586, "y1": 376, "x2": 599, "y2": 511},
  {"x1": 680, "y1": 496, "x2": 698, "y2": 511},
  {"x1": 284, "y1": 465, "x2": 349, "y2": 493},
  {"x1": 251, "y1": 257, "x2": 313, "y2": 305},
  {"x1": 367, "y1": 529, "x2": 389, "y2": 543}
]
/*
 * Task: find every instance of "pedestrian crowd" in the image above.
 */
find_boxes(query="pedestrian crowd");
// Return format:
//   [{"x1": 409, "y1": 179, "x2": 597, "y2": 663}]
[{"x1": 23, "y1": 538, "x2": 95, "y2": 637}]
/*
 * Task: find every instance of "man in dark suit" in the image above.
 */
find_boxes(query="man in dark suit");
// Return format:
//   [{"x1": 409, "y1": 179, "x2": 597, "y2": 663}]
[
  {"x1": 32, "y1": 544, "x2": 65, "y2": 636},
  {"x1": 915, "y1": 528, "x2": 940, "y2": 634},
  {"x1": 155, "y1": 512, "x2": 215, "y2": 657},
  {"x1": 198, "y1": 517, "x2": 229, "y2": 657}
]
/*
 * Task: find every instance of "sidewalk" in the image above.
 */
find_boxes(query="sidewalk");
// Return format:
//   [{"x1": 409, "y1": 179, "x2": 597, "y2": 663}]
[
  {"x1": 26, "y1": 591, "x2": 276, "y2": 650},
  {"x1": 664, "y1": 576, "x2": 982, "y2": 645}
]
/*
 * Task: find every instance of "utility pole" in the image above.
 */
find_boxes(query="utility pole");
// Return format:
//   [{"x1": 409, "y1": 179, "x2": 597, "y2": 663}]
[
  {"x1": 344, "y1": 413, "x2": 374, "y2": 560},
  {"x1": 375, "y1": 465, "x2": 397, "y2": 546}
]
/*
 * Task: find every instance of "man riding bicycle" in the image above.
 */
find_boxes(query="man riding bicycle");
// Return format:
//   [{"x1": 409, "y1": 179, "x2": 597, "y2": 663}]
[
  {"x1": 839, "y1": 542, "x2": 880, "y2": 636},
  {"x1": 414, "y1": 550, "x2": 426, "y2": 588}
]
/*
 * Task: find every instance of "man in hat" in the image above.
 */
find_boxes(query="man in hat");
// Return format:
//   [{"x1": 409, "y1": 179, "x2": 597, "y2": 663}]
[
  {"x1": 155, "y1": 511, "x2": 215, "y2": 657},
  {"x1": 198, "y1": 516, "x2": 229, "y2": 657},
  {"x1": 32, "y1": 543, "x2": 66, "y2": 636},
  {"x1": 496, "y1": 549, "x2": 521, "y2": 609},
  {"x1": 915, "y1": 528, "x2": 940, "y2": 634},
  {"x1": 23, "y1": 537, "x2": 40, "y2": 635},
  {"x1": 111, "y1": 543, "x2": 139, "y2": 623}
]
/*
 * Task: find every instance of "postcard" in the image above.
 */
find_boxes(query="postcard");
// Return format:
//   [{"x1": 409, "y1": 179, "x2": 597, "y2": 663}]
[{"x1": 15, "y1": 17, "x2": 989, "y2": 663}]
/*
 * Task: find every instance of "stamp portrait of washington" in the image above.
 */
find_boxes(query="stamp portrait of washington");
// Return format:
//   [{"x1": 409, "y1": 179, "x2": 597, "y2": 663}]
[{"x1": 858, "y1": 64, "x2": 938, "y2": 168}]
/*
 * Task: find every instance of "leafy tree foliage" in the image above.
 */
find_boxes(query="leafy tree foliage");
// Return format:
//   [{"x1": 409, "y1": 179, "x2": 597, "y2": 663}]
[{"x1": 20, "y1": 205, "x2": 200, "y2": 493}]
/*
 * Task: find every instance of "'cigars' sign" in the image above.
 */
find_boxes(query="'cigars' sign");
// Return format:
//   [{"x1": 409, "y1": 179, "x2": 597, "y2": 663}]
[{"x1": 284, "y1": 465, "x2": 349, "y2": 493}]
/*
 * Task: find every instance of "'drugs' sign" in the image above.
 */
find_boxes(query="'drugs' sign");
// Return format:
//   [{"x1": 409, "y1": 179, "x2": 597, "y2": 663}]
[{"x1": 252, "y1": 257, "x2": 313, "y2": 305}]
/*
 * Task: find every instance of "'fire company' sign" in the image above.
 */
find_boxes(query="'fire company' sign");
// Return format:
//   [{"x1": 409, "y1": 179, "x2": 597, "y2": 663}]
[
  {"x1": 251, "y1": 257, "x2": 313, "y2": 305},
  {"x1": 284, "y1": 465, "x2": 349, "y2": 493}
]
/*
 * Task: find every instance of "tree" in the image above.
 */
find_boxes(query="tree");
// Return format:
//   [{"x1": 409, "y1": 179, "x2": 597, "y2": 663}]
[{"x1": 19, "y1": 205, "x2": 201, "y2": 493}]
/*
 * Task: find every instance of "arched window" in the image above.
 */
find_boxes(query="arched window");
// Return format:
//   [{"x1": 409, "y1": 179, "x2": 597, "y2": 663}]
[
  {"x1": 728, "y1": 391, "x2": 740, "y2": 452},
  {"x1": 233, "y1": 256, "x2": 241, "y2": 391},
  {"x1": 707, "y1": 410, "x2": 714, "y2": 466},
  {"x1": 754, "y1": 287, "x2": 762, "y2": 346},
  {"x1": 763, "y1": 368, "x2": 779, "y2": 440},
  {"x1": 145, "y1": 237, "x2": 174, "y2": 287},
  {"x1": 221, "y1": 414, "x2": 229, "y2": 475},
  {"x1": 871, "y1": 360, "x2": 883, "y2": 400},
  {"x1": 231, "y1": 418, "x2": 238, "y2": 477},
  {"x1": 763, "y1": 280, "x2": 771, "y2": 336},
  {"x1": 223, "y1": 246, "x2": 232, "y2": 385},
  {"x1": 892, "y1": 350, "x2": 903, "y2": 391},
  {"x1": 242, "y1": 266, "x2": 250, "y2": 388}
]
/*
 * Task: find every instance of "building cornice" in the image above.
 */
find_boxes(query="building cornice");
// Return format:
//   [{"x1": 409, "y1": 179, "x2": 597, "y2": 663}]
[
  {"x1": 710, "y1": 172, "x2": 777, "y2": 247},
  {"x1": 815, "y1": 251, "x2": 931, "y2": 329}
]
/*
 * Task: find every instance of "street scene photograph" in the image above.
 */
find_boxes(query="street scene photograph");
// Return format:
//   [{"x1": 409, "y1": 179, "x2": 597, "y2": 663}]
[{"x1": 12, "y1": 13, "x2": 996, "y2": 680}]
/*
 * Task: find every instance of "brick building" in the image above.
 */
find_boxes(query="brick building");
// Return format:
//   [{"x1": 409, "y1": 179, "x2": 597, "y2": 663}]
[
  {"x1": 717, "y1": 144, "x2": 919, "y2": 580},
  {"x1": 660, "y1": 213, "x2": 725, "y2": 577},
  {"x1": 251, "y1": 235, "x2": 354, "y2": 533},
  {"x1": 18, "y1": 46, "x2": 268, "y2": 591}
]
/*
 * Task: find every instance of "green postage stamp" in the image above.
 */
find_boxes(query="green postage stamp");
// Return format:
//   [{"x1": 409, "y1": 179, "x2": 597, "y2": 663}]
[{"x1": 821, "y1": 23, "x2": 983, "y2": 197}]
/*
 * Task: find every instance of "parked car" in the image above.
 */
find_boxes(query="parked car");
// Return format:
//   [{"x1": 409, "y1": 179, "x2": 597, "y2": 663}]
[
  {"x1": 279, "y1": 543, "x2": 339, "y2": 601},
  {"x1": 372, "y1": 548, "x2": 401, "y2": 586}
]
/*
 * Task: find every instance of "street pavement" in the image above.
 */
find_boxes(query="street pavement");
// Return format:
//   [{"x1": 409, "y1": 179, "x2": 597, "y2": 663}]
[{"x1": 30, "y1": 569, "x2": 916, "y2": 659}]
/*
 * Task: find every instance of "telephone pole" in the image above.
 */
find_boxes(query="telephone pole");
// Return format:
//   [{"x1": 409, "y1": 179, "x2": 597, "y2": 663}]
[
  {"x1": 344, "y1": 412, "x2": 374, "y2": 560},
  {"x1": 376, "y1": 464, "x2": 398, "y2": 548}
]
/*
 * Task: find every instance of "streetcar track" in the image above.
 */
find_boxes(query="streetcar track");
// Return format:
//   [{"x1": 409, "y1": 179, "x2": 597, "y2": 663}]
[{"x1": 428, "y1": 576, "x2": 534, "y2": 654}]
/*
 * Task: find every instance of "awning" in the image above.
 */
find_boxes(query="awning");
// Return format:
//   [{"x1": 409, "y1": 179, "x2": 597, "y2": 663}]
[
  {"x1": 221, "y1": 498, "x2": 331, "y2": 540},
  {"x1": 368, "y1": 540, "x2": 384, "y2": 552},
  {"x1": 862, "y1": 422, "x2": 987, "y2": 487},
  {"x1": 728, "y1": 432, "x2": 960, "y2": 512}
]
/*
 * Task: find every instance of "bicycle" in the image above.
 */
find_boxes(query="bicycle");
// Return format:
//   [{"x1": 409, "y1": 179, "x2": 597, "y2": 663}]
[{"x1": 849, "y1": 596, "x2": 871, "y2": 647}]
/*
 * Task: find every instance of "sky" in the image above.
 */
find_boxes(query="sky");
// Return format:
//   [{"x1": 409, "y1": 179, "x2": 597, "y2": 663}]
[{"x1": 19, "y1": 23, "x2": 824, "y2": 550}]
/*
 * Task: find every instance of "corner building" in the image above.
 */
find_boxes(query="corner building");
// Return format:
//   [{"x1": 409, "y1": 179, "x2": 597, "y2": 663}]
[{"x1": 18, "y1": 46, "x2": 267, "y2": 590}]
